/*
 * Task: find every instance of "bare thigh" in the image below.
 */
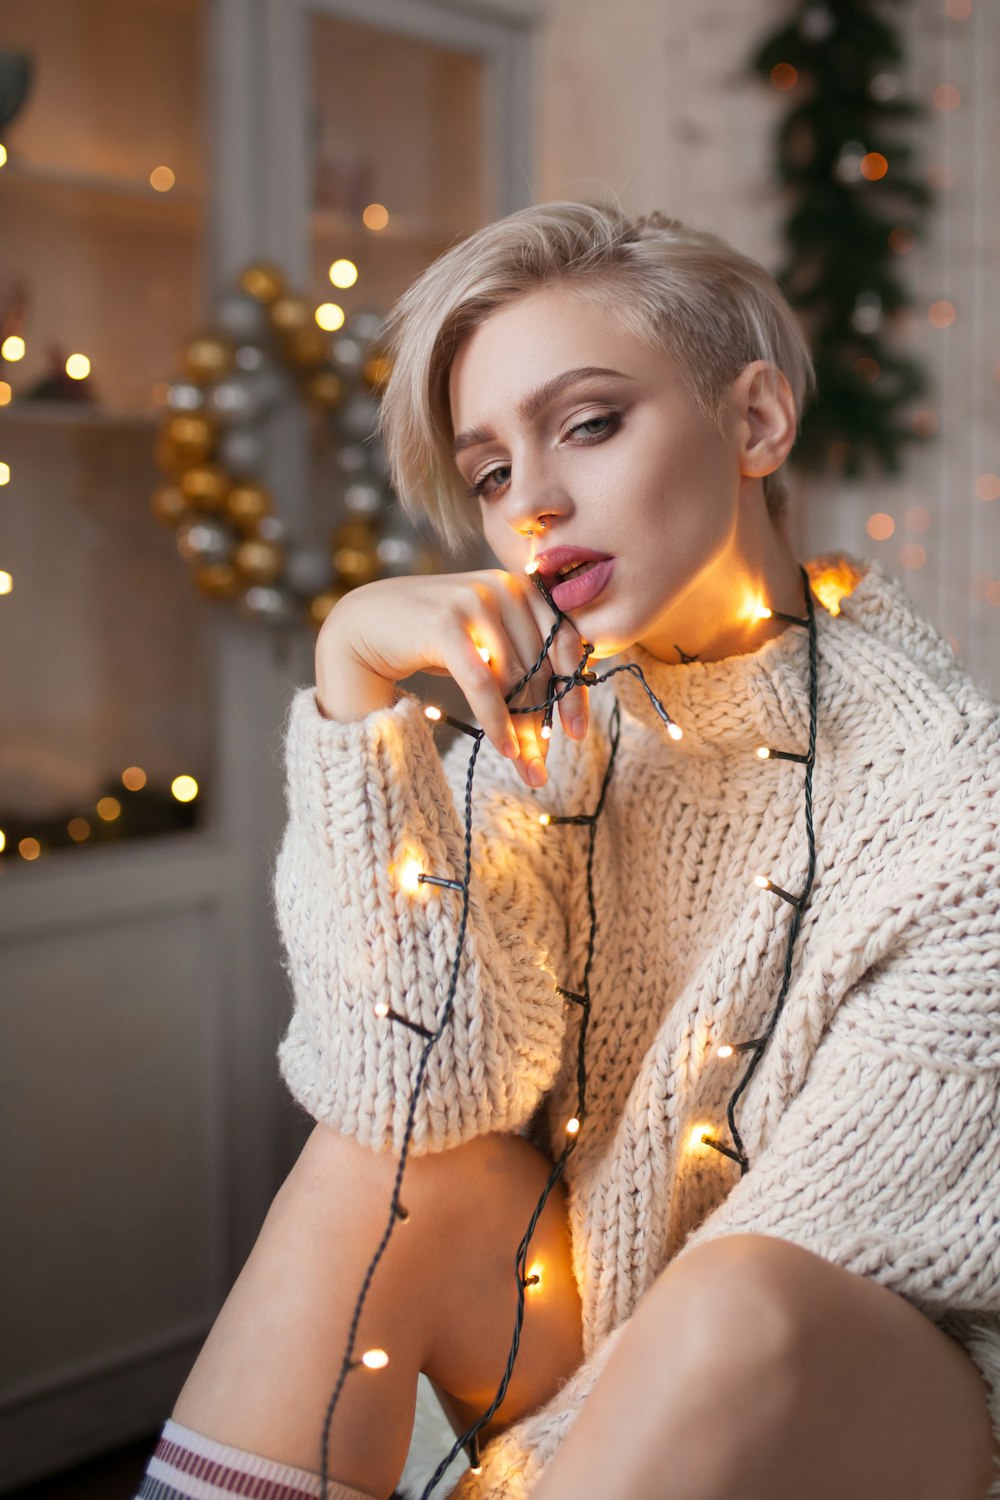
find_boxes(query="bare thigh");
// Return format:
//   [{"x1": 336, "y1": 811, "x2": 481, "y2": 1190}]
[{"x1": 172, "y1": 1124, "x2": 583, "y2": 1493}]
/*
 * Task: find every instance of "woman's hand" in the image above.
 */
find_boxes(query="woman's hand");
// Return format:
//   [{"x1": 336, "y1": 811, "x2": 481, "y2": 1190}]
[{"x1": 315, "y1": 570, "x2": 591, "y2": 787}]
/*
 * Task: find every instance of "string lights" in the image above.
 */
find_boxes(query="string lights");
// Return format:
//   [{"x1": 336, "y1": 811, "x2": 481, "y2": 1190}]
[{"x1": 316, "y1": 562, "x2": 820, "y2": 1500}]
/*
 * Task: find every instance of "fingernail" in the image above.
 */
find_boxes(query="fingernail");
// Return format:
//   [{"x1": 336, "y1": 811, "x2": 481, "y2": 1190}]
[
  {"x1": 528, "y1": 758, "x2": 547, "y2": 786},
  {"x1": 571, "y1": 715, "x2": 587, "y2": 739}
]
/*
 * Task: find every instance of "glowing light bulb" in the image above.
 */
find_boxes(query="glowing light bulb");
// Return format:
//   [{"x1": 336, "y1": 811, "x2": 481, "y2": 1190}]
[
  {"x1": 478, "y1": 646, "x2": 491, "y2": 663},
  {"x1": 538, "y1": 813, "x2": 551, "y2": 826},
  {"x1": 149, "y1": 165, "x2": 175, "y2": 192},
  {"x1": 540, "y1": 723, "x2": 551, "y2": 740},
  {"x1": 688, "y1": 1125, "x2": 712, "y2": 1151},
  {"x1": 0, "y1": 463, "x2": 10, "y2": 485},
  {"x1": 754, "y1": 874, "x2": 771, "y2": 890},
  {"x1": 171, "y1": 775, "x2": 198, "y2": 803},
  {"x1": 329, "y1": 258, "x2": 358, "y2": 289},
  {"x1": 667, "y1": 723, "x2": 683, "y2": 741},
  {"x1": 524, "y1": 560, "x2": 539, "y2": 575},
  {"x1": 315, "y1": 302, "x2": 346, "y2": 331},
  {"x1": 0, "y1": 571, "x2": 12, "y2": 594},
  {"x1": 2, "y1": 335, "x2": 25, "y2": 361},
  {"x1": 471, "y1": 1465, "x2": 483, "y2": 1476},
  {"x1": 525, "y1": 1261, "x2": 543, "y2": 1288},
  {"x1": 0, "y1": 144, "x2": 6, "y2": 168},
  {"x1": 361, "y1": 1348, "x2": 389, "y2": 1369},
  {"x1": 66, "y1": 353, "x2": 91, "y2": 380},
  {"x1": 757, "y1": 746, "x2": 771, "y2": 759},
  {"x1": 398, "y1": 858, "x2": 423, "y2": 894},
  {"x1": 362, "y1": 203, "x2": 389, "y2": 231},
  {"x1": 374, "y1": 1001, "x2": 390, "y2": 1017},
  {"x1": 424, "y1": 705, "x2": 443, "y2": 721},
  {"x1": 755, "y1": 604, "x2": 773, "y2": 621},
  {"x1": 717, "y1": 1044, "x2": 734, "y2": 1058},
  {"x1": 566, "y1": 1117, "x2": 580, "y2": 1135}
]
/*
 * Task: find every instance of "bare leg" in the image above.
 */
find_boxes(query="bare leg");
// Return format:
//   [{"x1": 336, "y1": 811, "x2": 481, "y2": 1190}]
[
  {"x1": 531, "y1": 1233, "x2": 999, "y2": 1500},
  {"x1": 172, "y1": 1124, "x2": 583, "y2": 1499}
]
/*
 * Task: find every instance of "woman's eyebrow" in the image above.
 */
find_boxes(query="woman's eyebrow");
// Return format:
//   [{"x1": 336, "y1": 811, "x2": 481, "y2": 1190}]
[{"x1": 451, "y1": 365, "x2": 636, "y2": 457}]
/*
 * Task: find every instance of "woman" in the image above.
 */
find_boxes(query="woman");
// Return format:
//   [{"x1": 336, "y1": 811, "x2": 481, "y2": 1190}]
[{"x1": 142, "y1": 202, "x2": 1000, "y2": 1500}]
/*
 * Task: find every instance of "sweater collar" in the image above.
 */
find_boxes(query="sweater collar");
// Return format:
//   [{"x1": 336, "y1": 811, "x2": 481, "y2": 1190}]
[{"x1": 605, "y1": 555, "x2": 871, "y2": 758}]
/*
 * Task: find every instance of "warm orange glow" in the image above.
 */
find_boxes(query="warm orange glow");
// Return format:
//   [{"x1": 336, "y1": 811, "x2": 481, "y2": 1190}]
[
  {"x1": 0, "y1": 570, "x2": 11, "y2": 594},
  {"x1": 66, "y1": 353, "x2": 91, "y2": 380},
  {"x1": 757, "y1": 746, "x2": 771, "y2": 760},
  {"x1": 121, "y1": 766, "x2": 147, "y2": 791},
  {"x1": 19, "y1": 837, "x2": 42, "y2": 861},
  {"x1": 688, "y1": 1123, "x2": 714, "y2": 1152},
  {"x1": 150, "y1": 165, "x2": 175, "y2": 192},
  {"x1": 96, "y1": 796, "x2": 122, "y2": 822},
  {"x1": 362, "y1": 203, "x2": 389, "y2": 231},
  {"x1": 754, "y1": 874, "x2": 771, "y2": 890},
  {"x1": 67, "y1": 818, "x2": 91, "y2": 843},
  {"x1": 361, "y1": 1348, "x2": 389, "y2": 1369},
  {"x1": 717, "y1": 1044, "x2": 734, "y2": 1059},
  {"x1": 770, "y1": 63, "x2": 798, "y2": 90},
  {"x1": 397, "y1": 857, "x2": 424, "y2": 895},
  {"x1": 928, "y1": 300, "x2": 956, "y2": 328},
  {"x1": 1, "y1": 335, "x2": 25, "y2": 361},
  {"x1": 539, "y1": 813, "x2": 551, "y2": 826},
  {"x1": 974, "y1": 474, "x2": 1000, "y2": 503},
  {"x1": 861, "y1": 152, "x2": 888, "y2": 180},
  {"x1": 525, "y1": 1260, "x2": 544, "y2": 1289},
  {"x1": 477, "y1": 646, "x2": 491, "y2": 664},
  {"x1": 905, "y1": 505, "x2": 931, "y2": 533},
  {"x1": 804, "y1": 556, "x2": 866, "y2": 616},
  {"x1": 424, "y1": 704, "x2": 443, "y2": 720},
  {"x1": 867, "y1": 512, "x2": 895, "y2": 541},
  {"x1": 329, "y1": 258, "x2": 359, "y2": 289},
  {"x1": 566, "y1": 1117, "x2": 580, "y2": 1135},
  {"x1": 933, "y1": 83, "x2": 961, "y2": 111},
  {"x1": 667, "y1": 723, "x2": 684, "y2": 741},
  {"x1": 171, "y1": 775, "x2": 198, "y2": 803},
  {"x1": 0, "y1": 381, "x2": 10, "y2": 405},
  {"x1": 524, "y1": 560, "x2": 540, "y2": 575},
  {"x1": 0, "y1": 462, "x2": 9, "y2": 486}
]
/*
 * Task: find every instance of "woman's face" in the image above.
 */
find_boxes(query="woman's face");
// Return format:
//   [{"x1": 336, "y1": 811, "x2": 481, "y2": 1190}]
[{"x1": 447, "y1": 281, "x2": 788, "y2": 662}]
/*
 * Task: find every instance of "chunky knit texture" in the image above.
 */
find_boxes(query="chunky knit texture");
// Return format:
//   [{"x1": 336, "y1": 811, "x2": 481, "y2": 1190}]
[{"x1": 271, "y1": 556, "x2": 1000, "y2": 1499}]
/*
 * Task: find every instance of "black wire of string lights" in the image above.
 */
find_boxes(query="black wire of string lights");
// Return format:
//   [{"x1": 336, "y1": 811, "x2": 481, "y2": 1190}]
[{"x1": 316, "y1": 561, "x2": 820, "y2": 1500}]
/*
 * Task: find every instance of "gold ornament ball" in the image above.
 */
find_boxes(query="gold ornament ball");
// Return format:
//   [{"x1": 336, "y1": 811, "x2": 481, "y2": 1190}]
[
  {"x1": 362, "y1": 353, "x2": 393, "y2": 392},
  {"x1": 240, "y1": 262, "x2": 286, "y2": 305},
  {"x1": 303, "y1": 367, "x2": 346, "y2": 408},
  {"x1": 194, "y1": 561, "x2": 242, "y2": 599},
  {"x1": 225, "y1": 481, "x2": 274, "y2": 534},
  {"x1": 151, "y1": 482, "x2": 193, "y2": 528},
  {"x1": 308, "y1": 586, "x2": 350, "y2": 629},
  {"x1": 284, "y1": 324, "x2": 329, "y2": 369},
  {"x1": 154, "y1": 431, "x2": 186, "y2": 477},
  {"x1": 234, "y1": 536, "x2": 286, "y2": 584},
  {"x1": 183, "y1": 332, "x2": 236, "y2": 386},
  {"x1": 269, "y1": 294, "x2": 313, "y2": 337},
  {"x1": 165, "y1": 412, "x2": 217, "y2": 465},
  {"x1": 332, "y1": 520, "x2": 381, "y2": 588},
  {"x1": 179, "y1": 463, "x2": 232, "y2": 513}
]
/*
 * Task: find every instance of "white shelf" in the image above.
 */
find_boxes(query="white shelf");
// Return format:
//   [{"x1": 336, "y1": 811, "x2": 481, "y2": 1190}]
[
  {"x1": 0, "y1": 402, "x2": 160, "y2": 430},
  {"x1": 0, "y1": 157, "x2": 206, "y2": 227}
]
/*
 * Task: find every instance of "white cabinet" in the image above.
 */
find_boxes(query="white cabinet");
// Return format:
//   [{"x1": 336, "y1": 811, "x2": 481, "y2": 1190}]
[{"x1": 0, "y1": 0, "x2": 537, "y2": 1484}]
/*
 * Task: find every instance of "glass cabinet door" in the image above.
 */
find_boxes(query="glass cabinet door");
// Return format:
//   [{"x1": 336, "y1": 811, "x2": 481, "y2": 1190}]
[{"x1": 0, "y1": 0, "x2": 216, "y2": 862}]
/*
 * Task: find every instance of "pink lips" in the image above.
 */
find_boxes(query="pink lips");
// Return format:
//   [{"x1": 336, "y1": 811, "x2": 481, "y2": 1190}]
[{"x1": 550, "y1": 557, "x2": 616, "y2": 610}]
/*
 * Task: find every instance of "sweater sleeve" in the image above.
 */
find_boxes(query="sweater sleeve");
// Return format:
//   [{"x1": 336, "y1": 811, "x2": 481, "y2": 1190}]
[{"x1": 271, "y1": 683, "x2": 583, "y2": 1155}]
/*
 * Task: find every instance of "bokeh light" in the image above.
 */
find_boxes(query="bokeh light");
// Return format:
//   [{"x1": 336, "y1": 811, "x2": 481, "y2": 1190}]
[{"x1": 867, "y1": 513, "x2": 895, "y2": 541}]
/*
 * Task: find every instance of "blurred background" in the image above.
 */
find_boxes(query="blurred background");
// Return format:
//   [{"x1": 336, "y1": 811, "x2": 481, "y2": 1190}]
[{"x1": 0, "y1": 0, "x2": 997, "y2": 1495}]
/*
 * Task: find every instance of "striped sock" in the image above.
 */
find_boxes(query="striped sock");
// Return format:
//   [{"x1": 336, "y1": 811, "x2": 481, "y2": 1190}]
[{"x1": 135, "y1": 1418, "x2": 378, "y2": 1500}]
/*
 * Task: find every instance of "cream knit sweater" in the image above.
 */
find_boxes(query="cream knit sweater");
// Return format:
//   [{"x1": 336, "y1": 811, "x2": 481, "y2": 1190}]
[{"x1": 271, "y1": 556, "x2": 1000, "y2": 1500}]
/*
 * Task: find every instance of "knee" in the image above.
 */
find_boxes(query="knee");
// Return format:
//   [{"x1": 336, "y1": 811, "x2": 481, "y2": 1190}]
[{"x1": 643, "y1": 1234, "x2": 804, "y2": 1412}]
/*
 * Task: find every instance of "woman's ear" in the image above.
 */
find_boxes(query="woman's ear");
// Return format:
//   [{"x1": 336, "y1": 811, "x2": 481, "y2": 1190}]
[{"x1": 733, "y1": 360, "x2": 798, "y2": 480}]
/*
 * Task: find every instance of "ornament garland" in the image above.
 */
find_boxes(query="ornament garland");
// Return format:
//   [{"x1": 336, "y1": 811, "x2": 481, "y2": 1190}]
[
  {"x1": 150, "y1": 261, "x2": 443, "y2": 631},
  {"x1": 749, "y1": 0, "x2": 934, "y2": 480},
  {"x1": 315, "y1": 560, "x2": 830, "y2": 1499}
]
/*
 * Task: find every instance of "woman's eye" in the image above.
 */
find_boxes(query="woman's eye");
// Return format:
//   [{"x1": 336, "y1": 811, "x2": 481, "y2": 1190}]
[{"x1": 466, "y1": 412, "x2": 620, "y2": 501}]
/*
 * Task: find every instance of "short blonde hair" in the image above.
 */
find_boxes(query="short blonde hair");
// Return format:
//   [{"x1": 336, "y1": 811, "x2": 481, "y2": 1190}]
[{"x1": 375, "y1": 199, "x2": 817, "y2": 557}]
